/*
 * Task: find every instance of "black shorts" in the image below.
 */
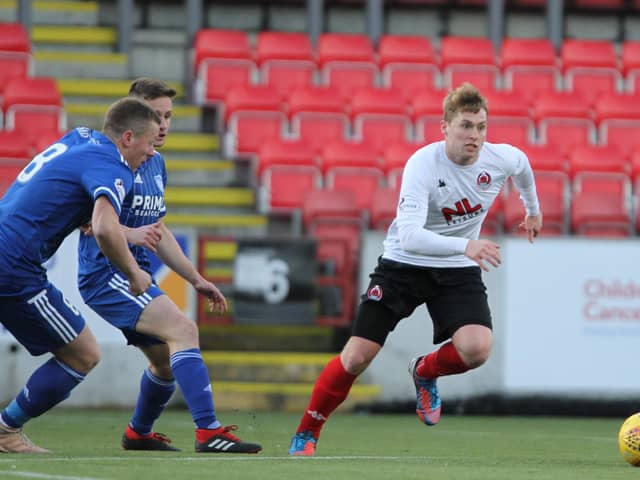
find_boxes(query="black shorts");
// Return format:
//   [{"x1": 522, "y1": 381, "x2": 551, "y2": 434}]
[{"x1": 351, "y1": 257, "x2": 492, "y2": 346}]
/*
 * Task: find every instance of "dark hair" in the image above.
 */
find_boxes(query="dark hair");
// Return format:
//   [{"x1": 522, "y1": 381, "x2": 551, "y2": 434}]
[
  {"x1": 442, "y1": 82, "x2": 488, "y2": 122},
  {"x1": 128, "y1": 77, "x2": 177, "y2": 100},
  {"x1": 102, "y1": 97, "x2": 161, "y2": 139}
]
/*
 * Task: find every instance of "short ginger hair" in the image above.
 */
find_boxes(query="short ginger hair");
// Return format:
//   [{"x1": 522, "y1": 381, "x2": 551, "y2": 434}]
[{"x1": 442, "y1": 82, "x2": 488, "y2": 122}]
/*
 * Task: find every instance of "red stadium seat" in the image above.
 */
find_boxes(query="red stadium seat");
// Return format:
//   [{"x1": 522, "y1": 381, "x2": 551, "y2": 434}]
[
  {"x1": 303, "y1": 188, "x2": 364, "y2": 270},
  {"x1": 0, "y1": 130, "x2": 33, "y2": 161},
  {"x1": 567, "y1": 144, "x2": 628, "y2": 179},
  {"x1": 412, "y1": 88, "x2": 446, "y2": 143},
  {"x1": 317, "y1": 32, "x2": 375, "y2": 65},
  {"x1": 501, "y1": 38, "x2": 560, "y2": 105},
  {"x1": 439, "y1": 36, "x2": 499, "y2": 91},
  {"x1": 193, "y1": 29, "x2": 256, "y2": 106},
  {"x1": 561, "y1": 39, "x2": 621, "y2": 105},
  {"x1": 2, "y1": 77, "x2": 65, "y2": 143},
  {"x1": 629, "y1": 146, "x2": 640, "y2": 183},
  {"x1": 256, "y1": 31, "x2": 314, "y2": 64},
  {"x1": 378, "y1": 34, "x2": 439, "y2": 96},
  {"x1": 288, "y1": 85, "x2": 350, "y2": 153},
  {"x1": 321, "y1": 139, "x2": 384, "y2": 212},
  {"x1": 227, "y1": 113, "x2": 287, "y2": 158},
  {"x1": 32, "y1": 129, "x2": 65, "y2": 154},
  {"x1": 223, "y1": 85, "x2": 287, "y2": 157},
  {"x1": 369, "y1": 186, "x2": 400, "y2": 230},
  {"x1": 521, "y1": 143, "x2": 568, "y2": 174},
  {"x1": 256, "y1": 137, "x2": 320, "y2": 214},
  {"x1": 318, "y1": 33, "x2": 378, "y2": 98},
  {"x1": 593, "y1": 92, "x2": 640, "y2": 157},
  {"x1": 622, "y1": 40, "x2": 640, "y2": 92},
  {"x1": 504, "y1": 172, "x2": 568, "y2": 235},
  {"x1": 382, "y1": 140, "x2": 422, "y2": 189},
  {"x1": 256, "y1": 138, "x2": 319, "y2": 213},
  {"x1": 257, "y1": 137, "x2": 321, "y2": 212},
  {"x1": 484, "y1": 90, "x2": 534, "y2": 145},
  {"x1": 193, "y1": 29, "x2": 252, "y2": 71},
  {"x1": 223, "y1": 84, "x2": 284, "y2": 122},
  {"x1": 481, "y1": 193, "x2": 503, "y2": 236},
  {"x1": 257, "y1": 138, "x2": 317, "y2": 177},
  {"x1": 0, "y1": 52, "x2": 32, "y2": 106},
  {"x1": 259, "y1": 166, "x2": 323, "y2": 213},
  {"x1": 325, "y1": 170, "x2": 385, "y2": 214},
  {"x1": 572, "y1": 0, "x2": 625, "y2": 7},
  {"x1": 0, "y1": 23, "x2": 31, "y2": 54},
  {"x1": 321, "y1": 138, "x2": 381, "y2": 173},
  {"x1": 256, "y1": 31, "x2": 316, "y2": 97},
  {"x1": 571, "y1": 173, "x2": 632, "y2": 237},
  {"x1": 533, "y1": 91, "x2": 595, "y2": 153},
  {"x1": 0, "y1": 162, "x2": 23, "y2": 198},
  {"x1": 350, "y1": 87, "x2": 413, "y2": 152},
  {"x1": 196, "y1": 58, "x2": 255, "y2": 106}
]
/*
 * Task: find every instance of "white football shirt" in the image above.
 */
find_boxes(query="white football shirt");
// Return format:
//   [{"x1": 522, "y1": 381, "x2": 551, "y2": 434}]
[{"x1": 383, "y1": 140, "x2": 540, "y2": 268}]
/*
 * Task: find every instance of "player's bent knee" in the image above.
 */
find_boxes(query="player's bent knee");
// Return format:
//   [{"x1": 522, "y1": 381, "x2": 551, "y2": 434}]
[
  {"x1": 461, "y1": 344, "x2": 491, "y2": 369},
  {"x1": 340, "y1": 338, "x2": 381, "y2": 375}
]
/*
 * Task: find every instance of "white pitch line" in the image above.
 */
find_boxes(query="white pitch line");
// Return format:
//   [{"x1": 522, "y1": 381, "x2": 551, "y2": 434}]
[
  {"x1": 0, "y1": 455, "x2": 446, "y2": 463},
  {"x1": 0, "y1": 471, "x2": 103, "y2": 480}
]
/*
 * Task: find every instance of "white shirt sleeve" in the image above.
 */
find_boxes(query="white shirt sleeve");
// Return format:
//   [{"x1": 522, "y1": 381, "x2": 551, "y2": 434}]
[{"x1": 511, "y1": 148, "x2": 541, "y2": 216}]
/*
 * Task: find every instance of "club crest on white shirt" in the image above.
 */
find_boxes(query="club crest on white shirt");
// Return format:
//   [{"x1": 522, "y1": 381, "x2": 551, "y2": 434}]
[{"x1": 476, "y1": 170, "x2": 492, "y2": 190}]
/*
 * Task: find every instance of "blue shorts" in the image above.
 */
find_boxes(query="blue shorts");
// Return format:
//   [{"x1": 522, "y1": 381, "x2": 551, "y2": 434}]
[
  {"x1": 0, "y1": 283, "x2": 86, "y2": 356},
  {"x1": 80, "y1": 271, "x2": 165, "y2": 347}
]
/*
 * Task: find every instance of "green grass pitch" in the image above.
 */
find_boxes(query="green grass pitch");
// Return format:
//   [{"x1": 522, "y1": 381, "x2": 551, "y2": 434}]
[{"x1": 0, "y1": 409, "x2": 634, "y2": 480}]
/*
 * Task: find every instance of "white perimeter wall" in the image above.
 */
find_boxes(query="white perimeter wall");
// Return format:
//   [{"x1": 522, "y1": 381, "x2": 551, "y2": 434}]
[
  {"x1": 0, "y1": 231, "x2": 195, "y2": 407},
  {"x1": 361, "y1": 232, "x2": 640, "y2": 402},
  {"x1": 3, "y1": 231, "x2": 640, "y2": 407}
]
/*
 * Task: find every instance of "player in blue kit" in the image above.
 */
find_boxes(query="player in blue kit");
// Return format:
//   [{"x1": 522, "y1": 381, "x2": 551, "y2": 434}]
[
  {"x1": 0, "y1": 97, "x2": 160, "y2": 453},
  {"x1": 78, "y1": 78, "x2": 261, "y2": 454}
]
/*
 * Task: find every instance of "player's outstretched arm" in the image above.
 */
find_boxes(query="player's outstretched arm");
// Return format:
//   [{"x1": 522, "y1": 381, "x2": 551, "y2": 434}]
[
  {"x1": 91, "y1": 196, "x2": 152, "y2": 295},
  {"x1": 78, "y1": 221, "x2": 162, "y2": 252},
  {"x1": 464, "y1": 239, "x2": 502, "y2": 272},
  {"x1": 123, "y1": 222, "x2": 163, "y2": 252},
  {"x1": 154, "y1": 221, "x2": 228, "y2": 313},
  {"x1": 519, "y1": 213, "x2": 543, "y2": 243}
]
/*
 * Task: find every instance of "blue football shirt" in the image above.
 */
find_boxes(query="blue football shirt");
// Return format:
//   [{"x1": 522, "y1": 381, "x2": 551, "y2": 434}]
[
  {"x1": 0, "y1": 127, "x2": 133, "y2": 296},
  {"x1": 78, "y1": 150, "x2": 167, "y2": 284}
]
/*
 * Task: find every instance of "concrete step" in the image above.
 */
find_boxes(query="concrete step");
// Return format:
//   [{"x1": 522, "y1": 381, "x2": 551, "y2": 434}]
[
  {"x1": 203, "y1": 351, "x2": 334, "y2": 383},
  {"x1": 34, "y1": 50, "x2": 128, "y2": 78},
  {"x1": 199, "y1": 238, "x2": 235, "y2": 280},
  {"x1": 165, "y1": 158, "x2": 236, "y2": 187},
  {"x1": 33, "y1": 24, "x2": 117, "y2": 48},
  {"x1": 163, "y1": 132, "x2": 219, "y2": 154},
  {"x1": 0, "y1": 0, "x2": 99, "y2": 25},
  {"x1": 165, "y1": 187, "x2": 254, "y2": 208},
  {"x1": 57, "y1": 78, "x2": 184, "y2": 99},
  {"x1": 65, "y1": 101, "x2": 200, "y2": 132},
  {"x1": 211, "y1": 380, "x2": 380, "y2": 413},
  {"x1": 198, "y1": 324, "x2": 337, "y2": 353},
  {"x1": 163, "y1": 212, "x2": 267, "y2": 236}
]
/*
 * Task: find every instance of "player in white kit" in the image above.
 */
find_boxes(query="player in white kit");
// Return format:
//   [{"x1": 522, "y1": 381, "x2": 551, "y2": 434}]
[{"x1": 289, "y1": 82, "x2": 543, "y2": 456}]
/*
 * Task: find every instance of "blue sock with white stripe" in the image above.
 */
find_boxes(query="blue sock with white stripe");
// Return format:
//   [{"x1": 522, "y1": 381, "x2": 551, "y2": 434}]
[
  {"x1": 129, "y1": 368, "x2": 176, "y2": 435},
  {"x1": 1, "y1": 357, "x2": 84, "y2": 428},
  {"x1": 170, "y1": 348, "x2": 220, "y2": 430}
]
